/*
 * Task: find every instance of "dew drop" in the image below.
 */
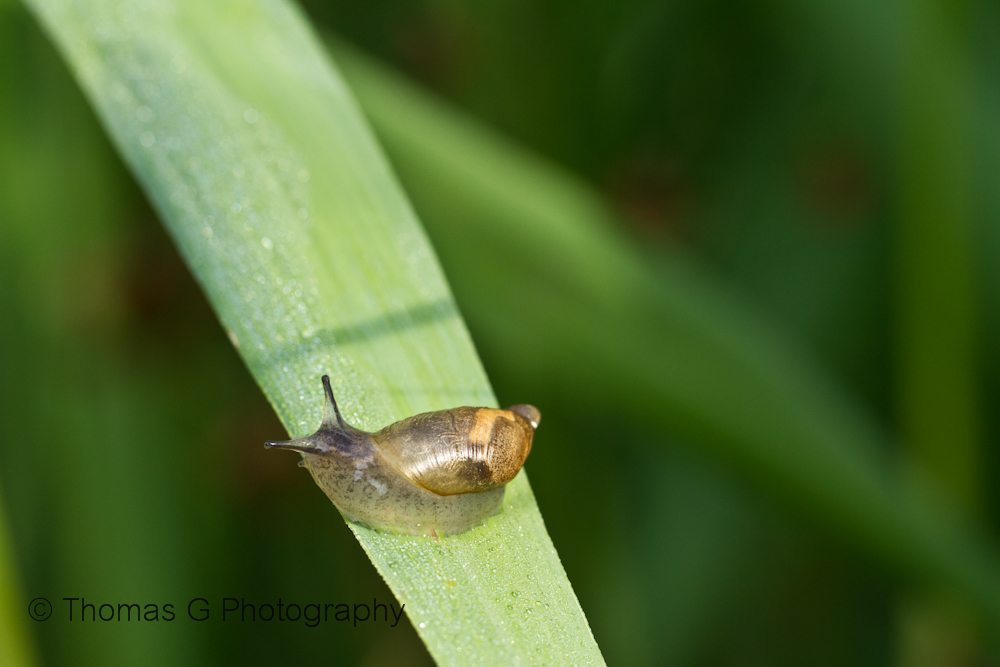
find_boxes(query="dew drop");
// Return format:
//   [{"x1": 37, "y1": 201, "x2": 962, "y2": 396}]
[
  {"x1": 139, "y1": 132, "x2": 155, "y2": 147},
  {"x1": 244, "y1": 108, "x2": 259, "y2": 123},
  {"x1": 261, "y1": 237, "x2": 273, "y2": 250},
  {"x1": 297, "y1": 169, "x2": 310, "y2": 183},
  {"x1": 113, "y1": 84, "x2": 133, "y2": 105},
  {"x1": 136, "y1": 106, "x2": 153, "y2": 122}
]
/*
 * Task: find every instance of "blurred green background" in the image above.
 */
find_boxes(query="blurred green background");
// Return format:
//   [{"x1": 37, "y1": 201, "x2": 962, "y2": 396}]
[{"x1": 2, "y1": 0, "x2": 1000, "y2": 665}]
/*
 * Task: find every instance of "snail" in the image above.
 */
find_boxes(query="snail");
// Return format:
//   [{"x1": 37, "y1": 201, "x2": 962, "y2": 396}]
[{"x1": 265, "y1": 376, "x2": 540, "y2": 537}]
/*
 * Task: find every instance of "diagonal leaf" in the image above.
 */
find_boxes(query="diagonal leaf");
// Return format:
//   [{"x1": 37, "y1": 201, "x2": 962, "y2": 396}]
[{"x1": 23, "y1": 0, "x2": 604, "y2": 664}]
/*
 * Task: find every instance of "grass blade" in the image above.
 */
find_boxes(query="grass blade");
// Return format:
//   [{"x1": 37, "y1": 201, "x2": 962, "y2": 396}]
[
  {"x1": 24, "y1": 0, "x2": 604, "y2": 664},
  {"x1": 0, "y1": 490, "x2": 37, "y2": 667}
]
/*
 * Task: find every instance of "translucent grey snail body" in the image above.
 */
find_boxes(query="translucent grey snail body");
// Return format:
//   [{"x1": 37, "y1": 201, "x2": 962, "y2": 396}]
[{"x1": 265, "y1": 376, "x2": 540, "y2": 537}]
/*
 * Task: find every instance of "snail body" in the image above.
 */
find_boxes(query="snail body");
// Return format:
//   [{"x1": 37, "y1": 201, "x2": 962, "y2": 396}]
[{"x1": 265, "y1": 376, "x2": 539, "y2": 537}]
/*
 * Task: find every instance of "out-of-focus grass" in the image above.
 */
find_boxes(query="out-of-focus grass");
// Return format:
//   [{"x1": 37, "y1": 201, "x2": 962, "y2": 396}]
[
  {"x1": 896, "y1": 2, "x2": 983, "y2": 662},
  {"x1": 897, "y1": 0, "x2": 980, "y2": 516},
  {"x1": 0, "y1": 490, "x2": 36, "y2": 667},
  {"x1": 329, "y1": 41, "x2": 1000, "y2": 637}
]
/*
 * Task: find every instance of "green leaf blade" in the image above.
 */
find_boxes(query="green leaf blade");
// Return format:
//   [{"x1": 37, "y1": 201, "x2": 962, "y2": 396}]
[{"x1": 24, "y1": 0, "x2": 604, "y2": 664}]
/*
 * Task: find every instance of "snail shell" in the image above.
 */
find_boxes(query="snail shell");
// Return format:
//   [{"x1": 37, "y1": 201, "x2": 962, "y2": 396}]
[{"x1": 265, "y1": 376, "x2": 539, "y2": 536}]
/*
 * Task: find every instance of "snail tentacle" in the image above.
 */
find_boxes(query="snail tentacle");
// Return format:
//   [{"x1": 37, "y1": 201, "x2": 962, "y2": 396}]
[
  {"x1": 263, "y1": 436, "x2": 323, "y2": 454},
  {"x1": 321, "y1": 374, "x2": 346, "y2": 429}
]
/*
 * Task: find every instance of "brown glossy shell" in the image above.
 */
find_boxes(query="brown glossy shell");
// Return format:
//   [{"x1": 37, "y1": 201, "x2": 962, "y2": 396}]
[{"x1": 372, "y1": 406, "x2": 538, "y2": 495}]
